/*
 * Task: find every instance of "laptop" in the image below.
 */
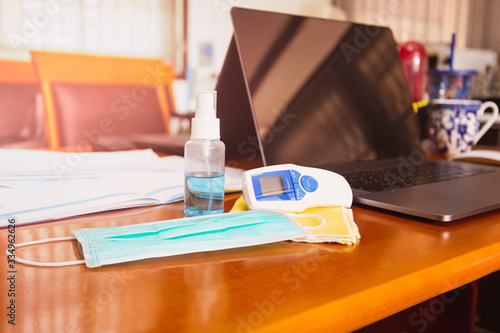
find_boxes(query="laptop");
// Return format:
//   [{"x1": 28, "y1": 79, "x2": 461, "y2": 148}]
[{"x1": 216, "y1": 7, "x2": 500, "y2": 222}]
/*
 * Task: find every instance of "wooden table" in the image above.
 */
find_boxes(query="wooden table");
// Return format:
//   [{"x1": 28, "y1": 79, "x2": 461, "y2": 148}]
[{"x1": 1, "y1": 193, "x2": 500, "y2": 333}]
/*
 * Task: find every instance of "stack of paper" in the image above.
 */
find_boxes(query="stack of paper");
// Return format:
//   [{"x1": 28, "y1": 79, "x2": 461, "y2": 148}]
[{"x1": 0, "y1": 149, "x2": 243, "y2": 226}]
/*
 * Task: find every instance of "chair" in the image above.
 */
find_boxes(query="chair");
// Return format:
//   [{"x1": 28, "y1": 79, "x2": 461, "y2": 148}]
[
  {"x1": 31, "y1": 51, "x2": 174, "y2": 150},
  {"x1": 0, "y1": 60, "x2": 46, "y2": 148},
  {"x1": 126, "y1": 63, "x2": 194, "y2": 155}
]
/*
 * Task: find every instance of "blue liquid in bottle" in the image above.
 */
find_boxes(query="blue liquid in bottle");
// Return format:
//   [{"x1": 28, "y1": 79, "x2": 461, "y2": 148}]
[
  {"x1": 184, "y1": 91, "x2": 225, "y2": 217},
  {"x1": 184, "y1": 172, "x2": 225, "y2": 216}
]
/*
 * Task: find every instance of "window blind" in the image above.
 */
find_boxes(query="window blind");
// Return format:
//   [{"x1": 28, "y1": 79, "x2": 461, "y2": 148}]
[{"x1": 0, "y1": 0, "x2": 184, "y2": 74}]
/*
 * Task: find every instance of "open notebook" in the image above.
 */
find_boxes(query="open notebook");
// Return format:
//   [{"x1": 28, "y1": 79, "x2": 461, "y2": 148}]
[{"x1": 0, "y1": 149, "x2": 243, "y2": 226}]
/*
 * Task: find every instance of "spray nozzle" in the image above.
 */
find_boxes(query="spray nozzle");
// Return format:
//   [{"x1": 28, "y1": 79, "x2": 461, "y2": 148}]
[
  {"x1": 195, "y1": 91, "x2": 217, "y2": 118},
  {"x1": 191, "y1": 90, "x2": 220, "y2": 139}
]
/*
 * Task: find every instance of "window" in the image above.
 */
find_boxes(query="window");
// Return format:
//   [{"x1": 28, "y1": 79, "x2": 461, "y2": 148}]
[{"x1": 0, "y1": 0, "x2": 186, "y2": 76}]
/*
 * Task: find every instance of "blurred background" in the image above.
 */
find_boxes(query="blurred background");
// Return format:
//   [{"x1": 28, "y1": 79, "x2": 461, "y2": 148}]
[
  {"x1": 1, "y1": 0, "x2": 499, "y2": 151},
  {"x1": 1, "y1": 0, "x2": 499, "y2": 110}
]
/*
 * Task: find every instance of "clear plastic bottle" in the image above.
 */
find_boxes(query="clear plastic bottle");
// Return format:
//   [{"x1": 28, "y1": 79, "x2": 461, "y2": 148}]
[{"x1": 184, "y1": 91, "x2": 225, "y2": 217}]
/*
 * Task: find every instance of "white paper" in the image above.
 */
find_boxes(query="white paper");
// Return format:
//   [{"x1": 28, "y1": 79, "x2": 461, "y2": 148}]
[
  {"x1": 0, "y1": 149, "x2": 167, "y2": 180},
  {"x1": 0, "y1": 150, "x2": 244, "y2": 226}
]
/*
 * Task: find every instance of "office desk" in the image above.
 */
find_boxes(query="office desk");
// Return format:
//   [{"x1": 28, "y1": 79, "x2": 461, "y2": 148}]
[{"x1": 1, "y1": 193, "x2": 499, "y2": 333}]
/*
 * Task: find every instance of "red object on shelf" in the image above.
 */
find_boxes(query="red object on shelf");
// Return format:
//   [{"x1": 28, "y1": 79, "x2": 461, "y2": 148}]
[{"x1": 399, "y1": 41, "x2": 428, "y2": 102}]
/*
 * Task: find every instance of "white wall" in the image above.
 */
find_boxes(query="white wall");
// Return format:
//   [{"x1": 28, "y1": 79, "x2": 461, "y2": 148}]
[{"x1": 187, "y1": 0, "x2": 346, "y2": 96}]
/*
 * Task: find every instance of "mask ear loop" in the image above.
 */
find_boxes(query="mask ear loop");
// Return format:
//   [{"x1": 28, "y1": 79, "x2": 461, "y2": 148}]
[
  {"x1": 286, "y1": 213, "x2": 326, "y2": 230},
  {"x1": 7, "y1": 236, "x2": 85, "y2": 267}
]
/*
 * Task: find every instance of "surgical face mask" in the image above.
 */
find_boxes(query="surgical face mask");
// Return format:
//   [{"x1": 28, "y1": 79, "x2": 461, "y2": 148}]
[{"x1": 11, "y1": 210, "x2": 309, "y2": 268}]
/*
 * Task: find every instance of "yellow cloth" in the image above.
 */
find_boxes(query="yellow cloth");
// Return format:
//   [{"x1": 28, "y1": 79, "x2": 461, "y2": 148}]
[{"x1": 230, "y1": 196, "x2": 360, "y2": 245}]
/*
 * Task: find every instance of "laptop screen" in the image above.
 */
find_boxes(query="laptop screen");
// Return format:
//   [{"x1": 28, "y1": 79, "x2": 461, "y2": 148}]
[{"x1": 223, "y1": 7, "x2": 420, "y2": 167}]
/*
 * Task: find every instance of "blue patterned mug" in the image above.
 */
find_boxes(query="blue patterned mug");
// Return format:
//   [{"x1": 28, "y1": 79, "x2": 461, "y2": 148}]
[{"x1": 429, "y1": 100, "x2": 499, "y2": 156}]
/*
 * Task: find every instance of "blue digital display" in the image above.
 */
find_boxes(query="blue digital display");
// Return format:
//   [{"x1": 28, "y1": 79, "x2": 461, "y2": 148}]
[{"x1": 252, "y1": 170, "x2": 296, "y2": 201}]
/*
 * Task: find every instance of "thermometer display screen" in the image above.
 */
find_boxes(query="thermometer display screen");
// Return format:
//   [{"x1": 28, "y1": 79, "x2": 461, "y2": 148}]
[
  {"x1": 251, "y1": 170, "x2": 296, "y2": 202},
  {"x1": 259, "y1": 176, "x2": 286, "y2": 196}
]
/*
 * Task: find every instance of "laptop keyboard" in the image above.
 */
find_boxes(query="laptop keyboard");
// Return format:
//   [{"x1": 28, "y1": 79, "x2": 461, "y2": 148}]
[{"x1": 343, "y1": 161, "x2": 492, "y2": 192}]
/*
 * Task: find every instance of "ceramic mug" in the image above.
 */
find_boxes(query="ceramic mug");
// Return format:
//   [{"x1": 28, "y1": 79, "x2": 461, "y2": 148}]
[{"x1": 429, "y1": 99, "x2": 499, "y2": 156}]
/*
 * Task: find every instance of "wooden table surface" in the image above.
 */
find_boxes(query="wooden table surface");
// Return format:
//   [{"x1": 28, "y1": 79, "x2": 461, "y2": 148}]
[{"x1": 1, "y1": 193, "x2": 500, "y2": 333}]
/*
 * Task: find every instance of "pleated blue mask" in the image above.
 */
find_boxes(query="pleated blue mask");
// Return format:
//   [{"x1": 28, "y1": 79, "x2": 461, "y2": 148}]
[{"x1": 11, "y1": 210, "x2": 308, "y2": 268}]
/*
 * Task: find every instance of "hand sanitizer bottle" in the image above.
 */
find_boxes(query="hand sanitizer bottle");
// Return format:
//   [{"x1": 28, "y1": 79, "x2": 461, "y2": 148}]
[{"x1": 184, "y1": 91, "x2": 225, "y2": 216}]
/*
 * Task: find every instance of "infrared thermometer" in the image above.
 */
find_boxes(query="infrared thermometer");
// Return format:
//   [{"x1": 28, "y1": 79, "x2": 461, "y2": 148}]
[{"x1": 242, "y1": 164, "x2": 352, "y2": 212}]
